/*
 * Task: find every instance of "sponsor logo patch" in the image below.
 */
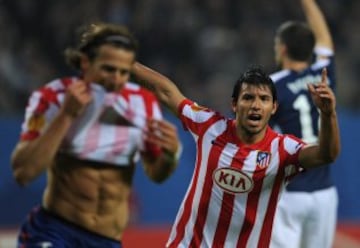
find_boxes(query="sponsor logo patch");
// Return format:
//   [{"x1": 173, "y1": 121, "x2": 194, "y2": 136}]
[{"x1": 213, "y1": 167, "x2": 254, "y2": 194}]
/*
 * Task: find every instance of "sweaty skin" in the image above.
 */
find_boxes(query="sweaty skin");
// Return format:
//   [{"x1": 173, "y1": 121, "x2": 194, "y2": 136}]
[
  {"x1": 12, "y1": 44, "x2": 180, "y2": 241},
  {"x1": 44, "y1": 153, "x2": 134, "y2": 240}
]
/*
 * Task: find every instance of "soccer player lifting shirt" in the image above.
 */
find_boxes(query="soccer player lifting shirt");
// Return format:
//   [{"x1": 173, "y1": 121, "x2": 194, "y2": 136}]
[{"x1": 11, "y1": 23, "x2": 181, "y2": 248}]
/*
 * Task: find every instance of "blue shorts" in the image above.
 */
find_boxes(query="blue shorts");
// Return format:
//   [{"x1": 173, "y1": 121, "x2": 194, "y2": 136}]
[{"x1": 18, "y1": 206, "x2": 123, "y2": 248}]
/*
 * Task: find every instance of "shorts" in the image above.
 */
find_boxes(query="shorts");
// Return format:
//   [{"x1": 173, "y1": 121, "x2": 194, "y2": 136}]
[
  {"x1": 270, "y1": 187, "x2": 338, "y2": 248},
  {"x1": 17, "y1": 206, "x2": 123, "y2": 248}
]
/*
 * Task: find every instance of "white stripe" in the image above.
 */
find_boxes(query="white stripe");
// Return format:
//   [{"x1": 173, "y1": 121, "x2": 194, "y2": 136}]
[
  {"x1": 152, "y1": 101, "x2": 162, "y2": 120},
  {"x1": 129, "y1": 95, "x2": 147, "y2": 128}
]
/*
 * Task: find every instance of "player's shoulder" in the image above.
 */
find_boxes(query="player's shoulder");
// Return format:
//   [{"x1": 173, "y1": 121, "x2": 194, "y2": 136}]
[
  {"x1": 32, "y1": 76, "x2": 77, "y2": 101},
  {"x1": 269, "y1": 69, "x2": 291, "y2": 83}
]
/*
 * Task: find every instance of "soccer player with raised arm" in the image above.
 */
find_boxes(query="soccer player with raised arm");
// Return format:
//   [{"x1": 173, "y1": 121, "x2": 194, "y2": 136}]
[
  {"x1": 131, "y1": 61, "x2": 340, "y2": 247},
  {"x1": 270, "y1": 1, "x2": 337, "y2": 247}
]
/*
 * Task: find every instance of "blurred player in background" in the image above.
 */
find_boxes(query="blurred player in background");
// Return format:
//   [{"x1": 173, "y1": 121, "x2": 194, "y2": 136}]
[
  {"x1": 131, "y1": 61, "x2": 340, "y2": 247},
  {"x1": 269, "y1": 0, "x2": 337, "y2": 247},
  {"x1": 11, "y1": 22, "x2": 181, "y2": 248}
]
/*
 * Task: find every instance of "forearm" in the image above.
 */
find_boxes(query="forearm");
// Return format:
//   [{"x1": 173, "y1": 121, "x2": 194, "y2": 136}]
[
  {"x1": 143, "y1": 146, "x2": 182, "y2": 183},
  {"x1": 11, "y1": 112, "x2": 74, "y2": 185},
  {"x1": 132, "y1": 62, "x2": 185, "y2": 114},
  {"x1": 318, "y1": 111, "x2": 340, "y2": 163},
  {"x1": 301, "y1": 0, "x2": 333, "y2": 48}
]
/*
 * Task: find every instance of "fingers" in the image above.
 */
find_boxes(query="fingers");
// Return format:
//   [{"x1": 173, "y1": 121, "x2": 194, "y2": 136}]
[
  {"x1": 62, "y1": 80, "x2": 93, "y2": 118},
  {"x1": 68, "y1": 80, "x2": 92, "y2": 103},
  {"x1": 321, "y1": 67, "x2": 327, "y2": 85},
  {"x1": 145, "y1": 118, "x2": 179, "y2": 153}
]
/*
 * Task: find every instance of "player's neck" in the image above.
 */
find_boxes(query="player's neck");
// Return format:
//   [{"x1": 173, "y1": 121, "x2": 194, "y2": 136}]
[
  {"x1": 281, "y1": 59, "x2": 309, "y2": 72},
  {"x1": 236, "y1": 126, "x2": 267, "y2": 146}
]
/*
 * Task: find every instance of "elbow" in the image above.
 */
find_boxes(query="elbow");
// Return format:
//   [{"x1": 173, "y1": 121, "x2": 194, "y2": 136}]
[
  {"x1": 149, "y1": 173, "x2": 170, "y2": 184},
  {"x1": 323, "y1": 148, "x2": 341, "y2": 164},
  {"x1": 11, "y1": 158, "x2": 33, "y2": 187},
  {"x1": 12, "y1": 167, "x2": 32, "y2": 187}
]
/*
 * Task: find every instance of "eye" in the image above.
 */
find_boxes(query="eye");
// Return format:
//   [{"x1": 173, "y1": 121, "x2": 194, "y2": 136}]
[
  {"x1": 242, "y1": 94, "x2": 254, "y2": 100},
  {"x1": 101, "y1": 65, "x2": 117, "y2": 73},
  {"x1": 261, "y1": 96, "x2": 271, "y2": 102},
  {"x1": 119, "y1": 69, "x2": 130, "y2": 76}
]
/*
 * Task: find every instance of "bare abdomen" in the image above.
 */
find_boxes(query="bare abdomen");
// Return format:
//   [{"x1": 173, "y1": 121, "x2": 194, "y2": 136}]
[{"x1": 43, "y1": 154, "x2": 135, "y2": 240}]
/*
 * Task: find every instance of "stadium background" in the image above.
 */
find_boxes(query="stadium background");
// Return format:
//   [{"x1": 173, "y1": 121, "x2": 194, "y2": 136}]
[{"x1": 0, "y1": 0, "x2": 359, "y2": 247}]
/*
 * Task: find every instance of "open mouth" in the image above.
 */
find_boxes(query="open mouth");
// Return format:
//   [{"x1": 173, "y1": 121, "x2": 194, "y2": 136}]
[{"x1": 247, "y1": 114, "x2": 262, "y2": 126}]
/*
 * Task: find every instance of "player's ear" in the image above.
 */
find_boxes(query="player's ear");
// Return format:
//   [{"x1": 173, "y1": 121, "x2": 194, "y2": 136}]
[
  {"x1": 231, "y1": 100, "x2": 237, "y2": 113},
  {"x1": 280, "y1": 43, "x2": 287, "y2": 57},
  {"x1": 79, "y1": 53, "x2": 90, "y2": 71},
  {"x1": 271, "y1": 101, "x2": 278, "y2": 115}
]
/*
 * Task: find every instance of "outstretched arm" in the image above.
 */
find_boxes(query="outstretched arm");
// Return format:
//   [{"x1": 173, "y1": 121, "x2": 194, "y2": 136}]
[
  {"x1": 299, "y1": 68, "x2": 340, "y2": 168},
  {"x1": 301, "y1": 0, "x2": 333, "y2": 50},
  {"x1": 132, "y1": 62, "x2": 186, "y2": 115}
]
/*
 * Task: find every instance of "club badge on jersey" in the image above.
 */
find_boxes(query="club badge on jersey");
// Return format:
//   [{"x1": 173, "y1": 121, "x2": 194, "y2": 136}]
[{"x1": 256, "y1": 151, "x2": 271, "y2": 169}]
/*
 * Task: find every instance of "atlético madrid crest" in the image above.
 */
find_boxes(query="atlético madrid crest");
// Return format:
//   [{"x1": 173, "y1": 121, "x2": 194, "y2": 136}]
[{"x1": 256, "y1": 151, "x2": 271, "y2": 169}]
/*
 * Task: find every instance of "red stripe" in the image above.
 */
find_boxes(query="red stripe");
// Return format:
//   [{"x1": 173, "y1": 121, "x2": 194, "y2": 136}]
[
  {"x1": 61, "y1": 77, "x2": 73, "y2": 87},
  {"x1": 257, "y1": 137, "x2": 286, "y2": 247},
  {"x1": 168, "y1": 136, "x2": 205, "y2": 247},
  {"x1": 188, "y1": 133, "x2": 227, "y2": 247},
  {"x1": 20, "y1": 131, "x2": 39, "y2": 141}
]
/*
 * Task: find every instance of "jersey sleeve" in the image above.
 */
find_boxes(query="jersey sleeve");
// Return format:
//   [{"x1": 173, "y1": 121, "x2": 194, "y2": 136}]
[
  {"x1": 178, "y1": 98, "x2": 219, "y2": 137},
  {"x1": 20, "y1": 87, "x2": 60, "y2": 141}
]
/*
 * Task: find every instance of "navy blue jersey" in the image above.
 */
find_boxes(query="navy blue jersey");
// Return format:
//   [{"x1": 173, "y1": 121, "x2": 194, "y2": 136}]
[{"x1": 270, "y1": 47, "x2": 336, "y2": 192}]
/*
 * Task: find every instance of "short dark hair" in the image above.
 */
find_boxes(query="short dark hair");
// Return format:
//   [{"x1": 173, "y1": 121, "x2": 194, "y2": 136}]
[
  {"x1": 276, "y1": 21, "x2": 315, "y2": 62},
  {"x1": 64, "y1": 22, "x2": 138, "y2": 70},
  {"x1": 232, "y1": 65, "x2": 277, "y2": 102}
]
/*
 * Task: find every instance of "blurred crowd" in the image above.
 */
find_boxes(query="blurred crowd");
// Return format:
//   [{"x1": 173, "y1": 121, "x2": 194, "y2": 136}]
[{"x1": 0, "y1": 0, "x2": 359, "y2": 115}]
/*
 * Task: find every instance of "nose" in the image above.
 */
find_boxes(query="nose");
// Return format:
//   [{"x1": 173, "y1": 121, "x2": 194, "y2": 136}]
[
  {"x1": 111, "y1": 70, "x2": 127, "y2": 84},
  {"x1": 251, "y1": 98, "x2": 261, "y2": 109}
]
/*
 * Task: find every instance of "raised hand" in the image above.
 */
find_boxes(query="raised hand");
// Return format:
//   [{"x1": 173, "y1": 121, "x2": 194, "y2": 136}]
[
  {"x1": 61, "y1": 80, "x2": 93, "y2": 118},
  {"x1": 308, "y1": 68, "x2": 336, "y2": 115}
]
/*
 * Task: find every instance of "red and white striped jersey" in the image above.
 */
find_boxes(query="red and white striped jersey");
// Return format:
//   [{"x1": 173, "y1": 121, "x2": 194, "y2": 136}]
[
  {"x1": 167, "y1": 99, "x2": 305, "y2": 248},
  {"x1": 20, "y1": 77, "x2": 162, "y2": 166}
]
